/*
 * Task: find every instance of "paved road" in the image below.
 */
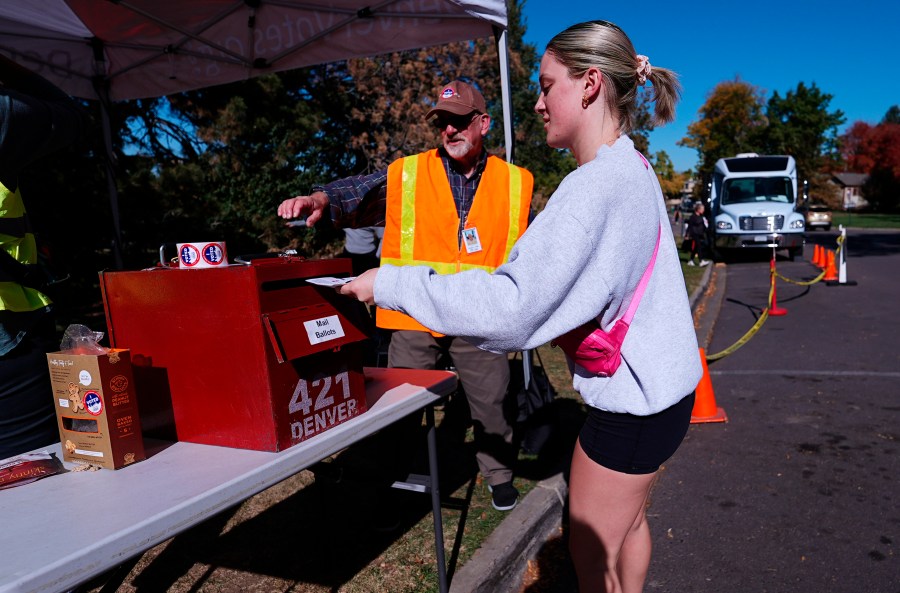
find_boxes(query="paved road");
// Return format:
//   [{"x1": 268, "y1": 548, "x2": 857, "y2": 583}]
[
  {"x1": 648, "y1": 229, "x2": 900, "y2": 592},
  {"x1": 518, "y1": 229, "x2": 900, "y2": 593}
]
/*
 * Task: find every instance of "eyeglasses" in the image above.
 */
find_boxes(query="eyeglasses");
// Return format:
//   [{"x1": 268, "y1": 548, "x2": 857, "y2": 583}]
[{"x1": 432, "y1": 112, "x2": 482, "y2": 130}]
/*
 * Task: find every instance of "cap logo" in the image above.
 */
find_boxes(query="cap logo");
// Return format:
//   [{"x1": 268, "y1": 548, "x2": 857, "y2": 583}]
[{"x1": 441, "y1": 88, "x2": 456, "y2": 99}]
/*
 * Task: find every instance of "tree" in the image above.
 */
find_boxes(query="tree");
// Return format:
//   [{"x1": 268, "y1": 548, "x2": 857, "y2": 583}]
[
  {"x1": 494, "y1": 0, "x2": 575, "y2": 205},
  {"x1": 679, "y1": 78, "x2": 767, "y2": 178},
  {"x1": 841, "y1": 120, "x2": 900, "y2": 211},
  {"x1": 147, "y1": 69, "x2": 335, "y2": 256},
  {"x1": 652, "y1": 150, "x2": 688, "y2": 201},
  {"x1": 759, "y1": 82, "x2": 844, "y2": 198},
  {"x1": 108, "y1": 36, "x2": 505, "y2": 258},
  {"x1": 629, "y1": 89, "x2": 656, "y2": 157},
  {"x1": 841, "y1": 121, "x2": 874, "y2": 172},
  {"x1": 883, "y1": 105, "x2": 900, "y2": 124}
]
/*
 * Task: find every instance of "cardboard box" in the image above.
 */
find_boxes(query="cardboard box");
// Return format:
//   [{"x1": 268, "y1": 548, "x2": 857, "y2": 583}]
[{"x1": 47, "y1": 349, "x2": 146, "y2": 469}]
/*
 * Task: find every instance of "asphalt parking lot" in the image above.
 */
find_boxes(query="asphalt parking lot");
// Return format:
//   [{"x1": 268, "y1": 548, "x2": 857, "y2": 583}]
[
  {"x1": 504, "y1": 228, "x2": 899, "y2": 593},
  {"x1": 647, "y1": 229, "x2": 900, "y2": 592}
]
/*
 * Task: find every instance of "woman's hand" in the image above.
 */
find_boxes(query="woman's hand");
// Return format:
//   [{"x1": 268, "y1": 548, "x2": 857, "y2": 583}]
[{"x1": 338, "y1": 267, "x2": 378, "y2": 305}]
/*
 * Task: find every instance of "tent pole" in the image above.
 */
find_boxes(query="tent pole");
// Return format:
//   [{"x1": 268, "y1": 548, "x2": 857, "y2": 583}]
[
  {"x1": 97, "y1": 96, "x2": 124, "y2": 270},
  {"x1": 91, "y1": 41, "x2": 125, "y2": 270},
  {"x1": 495, "y1": 25, "x2": 533, "y2": 387},
  {"x1": 494, "y1": 26, "x2": 514, "y2": 165}
]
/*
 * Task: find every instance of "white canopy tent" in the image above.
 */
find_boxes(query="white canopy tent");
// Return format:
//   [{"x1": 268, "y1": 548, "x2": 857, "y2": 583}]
[
  {"x1": 0, "y1": 0, "x2": 518, "y2": 265},
  {"x1": 1, "y1": 4, "x2": 532, "y2": 590}
]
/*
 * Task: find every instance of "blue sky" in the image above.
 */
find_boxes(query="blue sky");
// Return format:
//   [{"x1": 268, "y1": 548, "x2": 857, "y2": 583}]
[{"x1": 520, "y1": 0, "x2": 899, "y2": 172}]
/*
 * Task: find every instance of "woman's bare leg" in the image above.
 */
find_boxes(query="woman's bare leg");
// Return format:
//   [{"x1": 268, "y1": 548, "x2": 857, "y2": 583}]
[{"x1": 568, "y1": 438, "x2": 658, "y2": 593}]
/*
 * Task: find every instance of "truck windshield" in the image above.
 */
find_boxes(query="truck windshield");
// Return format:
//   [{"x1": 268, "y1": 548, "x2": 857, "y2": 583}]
[{"x1": 722, "y1": 177, "x2": 793, "y2": 205}]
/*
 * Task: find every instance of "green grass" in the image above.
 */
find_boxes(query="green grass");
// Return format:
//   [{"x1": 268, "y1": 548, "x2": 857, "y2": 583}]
[
  {"x1": 832, "y1": 212, "x2": 900, "y2": 229},
  {"x1": 675, "y1": 236, "x2": 710, "y2": 296}
]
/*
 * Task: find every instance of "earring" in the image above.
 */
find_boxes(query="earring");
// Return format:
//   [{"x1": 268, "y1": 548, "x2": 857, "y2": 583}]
[{"x1": 582, "y1": 94, "x2": 589, "y2": 109}]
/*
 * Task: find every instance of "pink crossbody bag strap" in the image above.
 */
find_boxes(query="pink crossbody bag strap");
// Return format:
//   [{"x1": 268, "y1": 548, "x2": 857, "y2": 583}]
[
  {"x1": 623, "y1": 149, "x2": 662, "y2": 324},
  {"x1": 548, "y1": 150, "x2": 664, "y2": 377}
]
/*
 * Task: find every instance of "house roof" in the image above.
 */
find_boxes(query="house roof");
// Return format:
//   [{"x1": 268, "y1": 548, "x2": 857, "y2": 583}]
[{"x1": 832, "y1": 172, "x2": 869, "y2": 187}]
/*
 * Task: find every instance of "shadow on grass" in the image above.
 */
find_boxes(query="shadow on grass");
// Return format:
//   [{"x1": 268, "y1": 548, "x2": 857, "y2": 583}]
[{"x1": 111, "y1": 394, "x2": 585, "y2": 593}]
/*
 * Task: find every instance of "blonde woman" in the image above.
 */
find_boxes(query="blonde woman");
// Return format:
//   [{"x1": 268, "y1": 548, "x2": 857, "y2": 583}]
[{"x1": 340, "y1": 21, "x2": 701, "y2": 591}]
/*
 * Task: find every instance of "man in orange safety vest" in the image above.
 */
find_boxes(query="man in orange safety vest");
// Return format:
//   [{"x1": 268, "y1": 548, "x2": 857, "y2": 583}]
[{"x1": 278, "y1": 80, "x2": 533, "y2": 514}]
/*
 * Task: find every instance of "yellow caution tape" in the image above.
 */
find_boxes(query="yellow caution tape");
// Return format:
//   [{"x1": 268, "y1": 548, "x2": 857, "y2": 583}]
[
  {"x1": 774, "y1": 235, "x2": 843, "y2": 286},
  {"x1": 705, "y1": 234, "x2": 842, "y2": 362}
]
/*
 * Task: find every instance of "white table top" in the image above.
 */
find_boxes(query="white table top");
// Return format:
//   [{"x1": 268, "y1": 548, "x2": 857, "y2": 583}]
[{"x1": 0, "y1": 367, "x2": 457, "y2": 593}]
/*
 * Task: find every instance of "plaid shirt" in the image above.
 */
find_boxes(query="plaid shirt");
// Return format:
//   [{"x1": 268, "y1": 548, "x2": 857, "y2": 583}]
[{"x1": 314, "y1": 148, "x2": 490, "y2": 242}]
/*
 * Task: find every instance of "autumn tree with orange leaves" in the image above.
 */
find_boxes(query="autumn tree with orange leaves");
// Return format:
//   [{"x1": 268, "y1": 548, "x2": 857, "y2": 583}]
[{"x1": 841, "y1": 109, "x2": 900, "y2": 211}]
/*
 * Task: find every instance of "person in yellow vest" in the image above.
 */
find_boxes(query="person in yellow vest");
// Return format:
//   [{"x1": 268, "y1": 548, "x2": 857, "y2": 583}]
[
  {"x1": 278, "y1": 80, "x2": 533, "y2": 512},
  {"x1": 0, "y1": 55, "x2": 86, "y2": 459}
]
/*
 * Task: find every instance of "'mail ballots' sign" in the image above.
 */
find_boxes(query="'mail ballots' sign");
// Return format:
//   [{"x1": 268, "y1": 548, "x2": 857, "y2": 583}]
[{"x1": 303, "y1": 315, "x2": 346, "y2": 345}]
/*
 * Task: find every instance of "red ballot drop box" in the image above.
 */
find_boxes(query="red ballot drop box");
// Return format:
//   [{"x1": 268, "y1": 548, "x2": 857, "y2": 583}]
[{"x1": 99, "y1": 256, "x2": 372, "y2": 451}]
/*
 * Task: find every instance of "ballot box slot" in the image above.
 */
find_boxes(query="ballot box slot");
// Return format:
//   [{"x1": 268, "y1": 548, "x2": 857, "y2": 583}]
[
  {"x1": 261, "y1": 278, "x2": 315, "y2": 292},
  {"x1": 263, "y1": 304, "x2": 366, "y2": 364}
]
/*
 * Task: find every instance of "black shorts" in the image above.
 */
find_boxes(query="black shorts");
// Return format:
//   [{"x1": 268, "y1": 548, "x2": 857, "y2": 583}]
[{"x1": 578, "y1": 393, "x2": 695, "y2": 475}]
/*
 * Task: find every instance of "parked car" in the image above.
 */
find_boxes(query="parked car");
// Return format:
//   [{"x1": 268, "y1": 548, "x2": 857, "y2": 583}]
[{"x1": 805, "y1": 203, "x2": 832, "y2": 231}]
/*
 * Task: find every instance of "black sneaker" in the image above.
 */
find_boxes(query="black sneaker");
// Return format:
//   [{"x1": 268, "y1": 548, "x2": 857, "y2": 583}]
[{"x1": 488, "y1": 481, "x2": 519, "y2": 511}]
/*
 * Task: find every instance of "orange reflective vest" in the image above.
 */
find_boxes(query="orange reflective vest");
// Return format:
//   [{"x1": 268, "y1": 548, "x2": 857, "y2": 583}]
[{"x1": 378, "y1": 150, "x2": 533, "y2": 335}]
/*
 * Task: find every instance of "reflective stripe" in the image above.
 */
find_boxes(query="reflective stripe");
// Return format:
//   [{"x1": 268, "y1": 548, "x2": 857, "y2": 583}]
[
  {"x1": 381, "y1": 258, "x2": 494, "y2": 274},
  {"x1": 1, "y1": 181, "x2": 50, "y2": 313},
  {"x1": 458, "y1": 262, "x2": 494, "y2": 272},
  {"x1": 0, "y1": 184, "x2": 26, "y2": 218},
  {"x1": 1, "y1": 233, "x2": 39, "y2": 265},
  {"x1": 382, "y1": 257, "x2": 457, "y2": 274},
  {"x1": 505, "y1": 166, "x2": 523, "y2": 259},
  {"x1": 399, "y1": 157, "x2": 418, "y2": 261},
  {"x1": 0, "y1": 281, "x2": 52, "y2": 312}
]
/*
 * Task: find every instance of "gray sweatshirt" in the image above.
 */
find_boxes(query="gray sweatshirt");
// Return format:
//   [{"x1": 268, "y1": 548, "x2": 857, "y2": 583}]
[{"x1": 375, "y1": 135, "x2": 702, "y2": 415}]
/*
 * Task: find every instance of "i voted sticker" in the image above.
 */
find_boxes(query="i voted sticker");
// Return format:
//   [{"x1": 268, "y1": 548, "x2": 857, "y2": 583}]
[
  {"x1": 177, "y1": 242, "x2": 228, "y2": 268},
  {"x1": 84, "y1": 391, "x2": 103, "y2": 416},
  {"x1": 202, "y1": 242, "x2": 226, "y2": 265},
  {"x1": 179, "y1": 243, "x2": 201, "y2": 267}
]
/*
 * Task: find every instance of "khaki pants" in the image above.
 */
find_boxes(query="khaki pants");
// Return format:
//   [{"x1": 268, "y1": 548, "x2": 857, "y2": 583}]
[{"x1": 389, "y1": 330, "x2": 514, "y2": 485}]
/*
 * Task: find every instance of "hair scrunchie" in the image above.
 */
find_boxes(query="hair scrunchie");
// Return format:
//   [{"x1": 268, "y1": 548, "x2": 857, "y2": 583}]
[{"x1": 636, "y1": 55, "x2": 652, "y2": 86}]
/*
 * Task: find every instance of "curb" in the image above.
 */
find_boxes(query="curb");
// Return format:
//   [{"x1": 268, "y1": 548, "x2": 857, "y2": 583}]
[
  {"x1": 449, "y1": 473, "x2": 568, "y2": 593},
  {"x1": 689, "y1": 262, "x2": 714, "y2": 310},
  {"x1": 692, "y1": 263, "x2": 725, "y2": 349},
  {"x1": 449, "y1": 261, "x2": 717, "y2": 592}
]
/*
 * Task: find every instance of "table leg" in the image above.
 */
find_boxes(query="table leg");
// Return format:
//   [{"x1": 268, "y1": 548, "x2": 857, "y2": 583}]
[{"x1": 426, "y1": 404, "x2": 449, "y2": 593}]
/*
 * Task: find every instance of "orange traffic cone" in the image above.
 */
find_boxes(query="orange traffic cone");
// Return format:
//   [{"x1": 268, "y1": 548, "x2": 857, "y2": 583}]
[
  {"x1": 691, "y1": 348, "x2": 727, "y2": 424},
  {"x1": 813, "y1": 244, "x2": 824, "y2": 267},
  {"x1": 824, "y1": 250, "x2": 838, "y2": 281}
]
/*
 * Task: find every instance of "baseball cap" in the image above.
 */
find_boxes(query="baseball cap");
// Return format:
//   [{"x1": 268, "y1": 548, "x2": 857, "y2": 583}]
[{"x1": 425, "y1": 80, "x2": 487, "y2": 120}]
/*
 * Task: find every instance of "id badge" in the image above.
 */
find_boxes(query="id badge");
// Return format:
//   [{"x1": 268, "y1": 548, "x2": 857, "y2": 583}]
[{"x1": 462, "y1": 227, "x2": 483, "y2": 254}]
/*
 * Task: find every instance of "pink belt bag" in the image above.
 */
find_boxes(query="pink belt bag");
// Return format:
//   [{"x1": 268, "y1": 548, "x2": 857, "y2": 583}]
[{"x1": 551, "y1": 224, "x2": 661, "y2": 377}]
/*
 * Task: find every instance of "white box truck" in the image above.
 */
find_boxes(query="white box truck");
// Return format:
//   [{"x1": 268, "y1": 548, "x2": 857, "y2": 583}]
[{"x1": 709, "y1": 153, "x2": 805, "y2": 260}]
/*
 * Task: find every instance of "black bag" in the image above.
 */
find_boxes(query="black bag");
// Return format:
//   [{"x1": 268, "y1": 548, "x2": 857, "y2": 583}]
[{"x1": 511, "y1": 349, "x2": 557, "y2": 455}]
